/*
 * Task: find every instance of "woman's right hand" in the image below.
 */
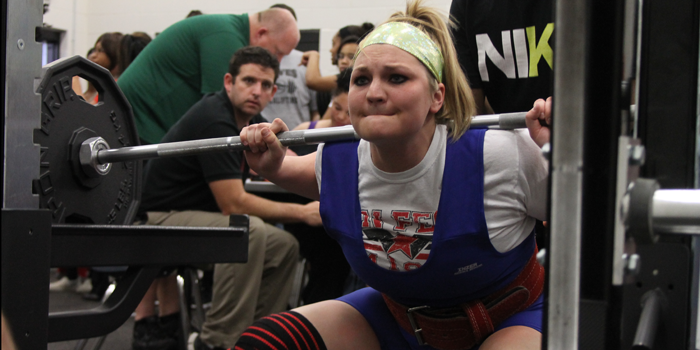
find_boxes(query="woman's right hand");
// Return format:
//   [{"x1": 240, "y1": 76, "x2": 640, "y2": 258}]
[{"x1": 240, "y1": 118, "x2": 289, "y2": 179}]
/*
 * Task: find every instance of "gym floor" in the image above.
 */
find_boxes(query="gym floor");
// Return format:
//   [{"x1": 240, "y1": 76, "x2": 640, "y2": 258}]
[
  {"x1": 48, "y1": 269, "x2": 203, "y2": 350},
  {"x1": 48, "y1": 292, "x2": 134, "y2": 350},
  {"x1": 48, "y1": 270, "x2": 134, "y2": 350}
]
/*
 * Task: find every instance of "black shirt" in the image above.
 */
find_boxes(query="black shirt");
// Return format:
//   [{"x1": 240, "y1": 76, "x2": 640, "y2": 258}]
[
  {"x1": 450, "y1": 0, "x2": 554, "y2": 113},
  {"x1": 139, "y1": 89, "x2": 267, "y2": 213}
]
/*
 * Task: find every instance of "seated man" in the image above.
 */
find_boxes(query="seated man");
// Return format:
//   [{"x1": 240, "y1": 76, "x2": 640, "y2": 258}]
[{"x1": 135, "y1": 46, "x2": 321, "y2": 350}]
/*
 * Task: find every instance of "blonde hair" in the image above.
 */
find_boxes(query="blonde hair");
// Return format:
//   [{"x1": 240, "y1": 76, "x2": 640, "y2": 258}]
[{"x1": 380, "y1": 0, "x2": 476, "y2": 139}]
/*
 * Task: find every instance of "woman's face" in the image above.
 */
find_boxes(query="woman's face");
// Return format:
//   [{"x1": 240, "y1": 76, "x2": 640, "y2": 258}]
[
  {"x1": 330, "y1": 34, "x2": 341, "y2": 65},
  {"x1": 90, "y1": 41, "x2": 112, "y2": 70},
  {"x1": 337, "y1": 43, "x2": 358, "y2": 72},
  {"x1": 349, "y1": 44, "x2": 443, "y2": 144},
  {"x1": 329, "y1": 93, "x2": 350, "y2": 126}
]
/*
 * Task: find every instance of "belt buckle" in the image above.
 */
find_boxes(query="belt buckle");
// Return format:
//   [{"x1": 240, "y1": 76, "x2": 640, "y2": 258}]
[{"x1": 406, "y1": 305, "x2": 430, "y2": 346}]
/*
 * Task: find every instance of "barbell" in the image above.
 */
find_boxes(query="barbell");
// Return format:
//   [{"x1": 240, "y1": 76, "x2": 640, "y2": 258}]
[
  {"x1": 86, "y1": 111, "x2": 529, "y2": 168},
  {"x1": 34, "y1": 55, "x2": 530, "y2": 226}
]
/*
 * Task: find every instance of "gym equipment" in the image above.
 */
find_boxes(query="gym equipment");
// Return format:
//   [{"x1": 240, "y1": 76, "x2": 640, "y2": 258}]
[
  {"x1": 547, "y1": 0, "x2": 699, "y2": 349},
  {"x1": 87, "y1": 111, "x2": 528, "y2": 167},
  {"x1": 34, "y1": 55, "x2": 140, "y2": 225},
  {"x1": 2, "y1": 0, "x2": 698, "y2": 348},
  {"x1": 32, "y1": 55, "x2": 530, "y2": 226},
  {"x1": 2, "y1": 8, "x2": 250, "y2": 347}
]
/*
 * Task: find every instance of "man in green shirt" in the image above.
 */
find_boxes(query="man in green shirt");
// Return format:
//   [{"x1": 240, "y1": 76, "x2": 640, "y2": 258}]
[{"x1": 118, "y1": 8, "x2": 299, "y2": 144}]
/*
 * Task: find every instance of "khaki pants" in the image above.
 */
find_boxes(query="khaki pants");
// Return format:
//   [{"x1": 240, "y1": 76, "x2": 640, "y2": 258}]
[{"x1": 145, "y1": 211, "x2": 299, "y2": 348}]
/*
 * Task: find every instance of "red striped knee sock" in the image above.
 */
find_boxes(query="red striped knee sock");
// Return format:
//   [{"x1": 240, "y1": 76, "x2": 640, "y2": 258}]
[{"x1": 235, "y1": 311, "x2": 327, "y2": 350}]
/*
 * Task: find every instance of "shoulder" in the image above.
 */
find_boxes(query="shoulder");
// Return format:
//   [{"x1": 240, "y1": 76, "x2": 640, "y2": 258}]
[
  {"x1": 180, "y1": 14, "x2": 250, "y2": 40},
  {"x1": 186, "y1": 91, "x2": 230, "y2": 115},
  {"x1": 483, "y1": 129, "x2": 542, "y2": 172},
  {"x1": 174, "y1": 92, "x2": 235, "y2": 133}
]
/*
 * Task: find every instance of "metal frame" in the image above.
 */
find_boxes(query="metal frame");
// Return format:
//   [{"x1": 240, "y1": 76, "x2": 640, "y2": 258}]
[
  {"x1": 546, "y1": 0, "x2": 588, "y2": 348},
  {"x1": 3, "y1": 0, "x2": 699, "y2": 349},
  {"x1": 692, "y1": 13, "x2": 700, "y2": 350},
  {"x1": 2, "y1": 0, "x2": 252, "y2": 346},
  {"x1": 3, "y1": 0, "x2": 41, "y2": 209}
]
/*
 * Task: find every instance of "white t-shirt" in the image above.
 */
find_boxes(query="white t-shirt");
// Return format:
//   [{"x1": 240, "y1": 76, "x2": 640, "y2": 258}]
[{"x1": 316, "y1": 125, "x2": 548, "y2": 271}]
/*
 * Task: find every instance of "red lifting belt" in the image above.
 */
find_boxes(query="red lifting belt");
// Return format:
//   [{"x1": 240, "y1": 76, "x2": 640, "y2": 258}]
[{"x1": 383, "y1": 248, "x2": 544, "y2": 350}]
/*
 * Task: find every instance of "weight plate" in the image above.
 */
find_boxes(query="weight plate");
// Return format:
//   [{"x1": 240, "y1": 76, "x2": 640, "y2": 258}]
[{"x1": 33, "y1": 55, "x2": 141, "y2": 225}]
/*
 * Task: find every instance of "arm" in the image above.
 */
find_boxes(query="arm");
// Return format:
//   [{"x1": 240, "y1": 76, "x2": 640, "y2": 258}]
[
  {"x1": 309, "y1": 89, "x2": 320, "y2": 121},
  {"x1": 72, "y1": 76, "x2": 84, "y2": 98},
  {"x1": 310, "y1": 110, "x2": 320, "y2": 121},
  {"x1": 209, "y1": 178, "x2": 321, "y2": 225},
  {"x1": 241, "y1": 119, "x2": 320, "y2": 200},
  {"x1": 293, "y1": 121, "x2": 311, "y2": 130},
  {"x1": 301, "y1": 51, "x2": 338, "y2": 92},
  {"x1": 320, "y1": 106, "x2": 332, "y2": 120}
]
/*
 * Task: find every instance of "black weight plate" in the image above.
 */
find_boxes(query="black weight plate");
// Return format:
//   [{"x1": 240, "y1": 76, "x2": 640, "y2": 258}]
[{"x1": 33, "y1": 55, "x2": 141, "y2": 225}]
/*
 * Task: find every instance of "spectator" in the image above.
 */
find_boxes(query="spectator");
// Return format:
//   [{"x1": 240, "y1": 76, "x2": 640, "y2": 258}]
[
  {"x1": 118, "y1": 8, "x2": 300, "y2": 145},
  {"x1": 450, "y1": 0, "x2": 554, "y2": 114},
  {"x1": 269, "y1": 3, "x2": 296, "y2": 20},
  {"x1": 187, "y1": 10, "x2": 203, "y2": 18},
  {"x1": 135, "y1": 46, "x2": 319, "y2": 350},
  {"x1": 450, "y1": 0, "x2": 553, "y2": 249},
  {"x1": 261, "y1": 49, "x2": 319, "y2": 129},
  {"x1": 71, "y1": 31, "x2": 123, "y2": 105},
  {"x1": 294, "y1": 67, "x2": 351, "y2": 130},
  {"x1": 317, "y1": 23, "x2": 374, "y2": 117},
  {"x1": 77, "y1": 30, "x2": 155, "y2": 303},
  {"x1": 260, "y1": 4, "x2": 315, "y2": 129},
  {"x1": 118, "y1": 32, "x2": 152, "y2": 74},
  {"x1": 91, "y1": 32, "x2": 124, "y2": 78},
  {"x1": 329, "y1": 22, "x2": 374, "y2": 65},
  {"x1": 304, "y1": 36, "x2": 360, "y2": 121},
  {"x1": 62, "y1": 33, "x2": 125, "y2": 301},
  {"x1": 302, "y1": 36, "x2": 358, "y2": 92},
  {"x1": 70, "y1": 48, "x2": 98, "y2": 104}
]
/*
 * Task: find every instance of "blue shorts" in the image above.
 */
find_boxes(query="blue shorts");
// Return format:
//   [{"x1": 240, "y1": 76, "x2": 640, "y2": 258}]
[{"x1": 337, "y1": 287, "x2": 543, "y2": 350}]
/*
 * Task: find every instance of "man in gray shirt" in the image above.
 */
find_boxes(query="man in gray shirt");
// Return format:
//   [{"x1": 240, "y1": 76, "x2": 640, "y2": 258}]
[{"x1": 261, "y1": 49, "x2": 318, "y2": 129}]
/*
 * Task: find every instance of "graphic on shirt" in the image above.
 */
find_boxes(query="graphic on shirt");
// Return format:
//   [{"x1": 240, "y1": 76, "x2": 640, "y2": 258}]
[
  {"x1": 476, "y1": 23, "x2": 554, "y2": 81},
  {"x1": 361, "y1": 209, "x2": 434, "y2": 271}
]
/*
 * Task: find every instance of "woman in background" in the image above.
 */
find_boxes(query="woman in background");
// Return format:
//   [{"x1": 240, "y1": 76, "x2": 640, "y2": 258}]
[
  {"x1": 294, "y1": 67, "x2": 352, "y2": 130},
  {"x1": 118, "y1": 32, "x2": 152, "y2": 74}
]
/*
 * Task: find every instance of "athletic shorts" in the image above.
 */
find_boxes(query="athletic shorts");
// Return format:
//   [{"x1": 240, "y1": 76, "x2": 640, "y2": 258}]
[{"x1": 337, "y1": 287, "x2": 543, "y2": 350}]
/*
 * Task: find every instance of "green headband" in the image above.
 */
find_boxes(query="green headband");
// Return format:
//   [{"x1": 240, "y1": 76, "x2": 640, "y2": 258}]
[{"x1": 357, "y1": 22, "x2": 444, "y2": 82}]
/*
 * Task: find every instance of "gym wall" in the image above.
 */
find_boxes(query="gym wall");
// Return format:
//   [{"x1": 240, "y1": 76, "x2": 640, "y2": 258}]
[{"x1": 42, "y1": 0, "x2": 453, "y2": 77}]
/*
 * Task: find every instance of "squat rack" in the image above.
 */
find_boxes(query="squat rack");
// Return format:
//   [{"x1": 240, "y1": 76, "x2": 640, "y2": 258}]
[{"x1": 2, "y1": 0, "x2": 699, "y2": 349}]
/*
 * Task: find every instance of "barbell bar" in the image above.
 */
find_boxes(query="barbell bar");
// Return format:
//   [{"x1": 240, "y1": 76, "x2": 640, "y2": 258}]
[{"x1": 82, "y1": 112, "x2": 529, "y2": 177}]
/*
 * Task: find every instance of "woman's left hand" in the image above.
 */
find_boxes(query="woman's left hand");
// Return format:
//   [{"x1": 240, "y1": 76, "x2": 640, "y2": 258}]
[{"x1": 525, "y1": 97, "x2": 552, "y2": 148}]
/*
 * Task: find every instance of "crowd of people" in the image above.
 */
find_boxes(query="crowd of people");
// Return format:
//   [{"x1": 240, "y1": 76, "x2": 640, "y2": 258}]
[{"x1": 48, "y1": 1, "x2": 555, "y2": 349}]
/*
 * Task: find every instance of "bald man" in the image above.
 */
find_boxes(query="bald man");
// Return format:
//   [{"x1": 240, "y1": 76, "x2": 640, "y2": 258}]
[{"x1": 118, "y1": 8, "x2": 300, "y2": 145}]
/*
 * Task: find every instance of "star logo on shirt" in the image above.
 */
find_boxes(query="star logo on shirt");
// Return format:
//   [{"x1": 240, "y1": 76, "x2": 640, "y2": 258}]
[{"x1": 363, "y1": 228, "x2": 431, "y2": 260}]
